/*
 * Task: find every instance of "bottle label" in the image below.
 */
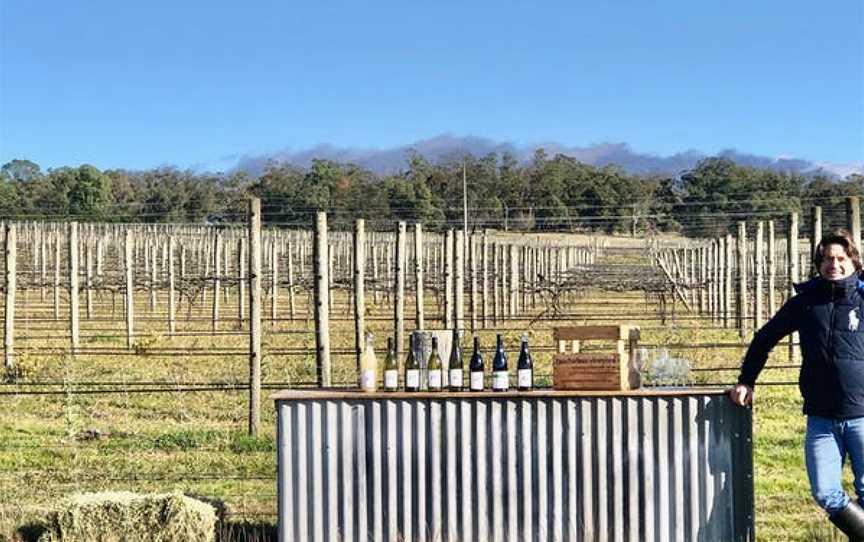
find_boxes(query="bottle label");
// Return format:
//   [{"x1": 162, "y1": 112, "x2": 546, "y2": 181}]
[
  {"x1": 360, "y1": 370, "x2": 376, "y2": 391},
  {"x1": 442, "y1": 367, "x2": 449, "y2": 387},
  {"x1": 518, "y1": 369, "x2": 532, "y2": 388},
  {"x1": 384, "y1": 370, "x2": 398, "y2": 390},
  {"x1": 449, "y1": 369, "x2": 463, "y2": 388},
  {"x1": 406, "y1": 370, "x2": 420, "y2": 388},
  {"x1": 470, "y1": 372, "x2": 484, "y2": 390},
  {"x1": 493, "y1": 371, "x2": 509, "y2": 390},
  {"x1": 428, "y1": 370, "x2": 442, "y2": 389}
]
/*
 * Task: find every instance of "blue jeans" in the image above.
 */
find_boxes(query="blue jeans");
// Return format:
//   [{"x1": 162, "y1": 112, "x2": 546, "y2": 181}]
[{"x1": 806, "y1": 415, "x2": 864, "y2": 515}]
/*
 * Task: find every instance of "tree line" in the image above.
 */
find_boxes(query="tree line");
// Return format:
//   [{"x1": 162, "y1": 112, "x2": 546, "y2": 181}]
[{"x1": 2, "y1": 152, "x2": 862, "y2": 237}]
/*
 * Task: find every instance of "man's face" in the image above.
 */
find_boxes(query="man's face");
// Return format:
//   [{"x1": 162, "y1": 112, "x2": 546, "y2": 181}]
[{"x1": 820, "y1": 243, "x2": 856, "y2": 281}]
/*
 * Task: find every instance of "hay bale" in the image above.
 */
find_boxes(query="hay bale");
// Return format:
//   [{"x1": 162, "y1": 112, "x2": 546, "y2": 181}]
[{"x1": 38, "y1": 491, "x2": 216, "y2": 542}]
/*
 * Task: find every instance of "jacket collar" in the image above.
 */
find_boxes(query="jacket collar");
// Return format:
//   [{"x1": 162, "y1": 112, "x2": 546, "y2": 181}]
[{"x1": 794, "y1": 274, "x2": 864, "y2": 298}]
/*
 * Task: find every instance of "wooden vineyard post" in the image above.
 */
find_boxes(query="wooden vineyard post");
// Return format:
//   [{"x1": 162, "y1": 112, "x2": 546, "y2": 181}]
[
  {"x1": 469, "y1": 232, "x2": 477, "y2": 333},
  {"x1": 767, "y1": 221, "x2": 776, "y2": 316},
  {"x1": 811, "y1": 206, "x2": 822, "y2": 277},
  {"x1": 509, "y1": 244, "x2": 518, "y2": 319},
  {"x1": 717, "y1": 237, "x2": 726, "y2": 326},
  {"x1": 85, "y1": 238, "x2": 93, "y2": 319},
  {"x1": 354, "y1": 219, "x2": 366, "y2": 373},
  {"x1": 371, "y1": 243, "x2": 379, "y2": 305},
  {"x1": 724, "y1": 235, "x2": 733, "y2": 329},
  {"x1": 270, "y1": 238, "x2": 278, "y2": 331},
  {"x1": 212, "y1": 232, "x2": 222, "y2": 331},
  {"x1": 492, "y1": 243, "x2": 499, "y2": 325},
  {"x1": 40, "y1": 232, "x2": 46, "y2": 302},
  {"x1": 286, "y1": 241, "x2": 296, "y2": 321},
  {"x1": 314, "y1": 211, "x2": 331, "y2": 387},
  {"x1": 248, "y1": 198, "x2": 263, "y2": 436},
  {"x1": 414, "y1": 223, "x2": 424, "y2": 330},
  {"x1": 454, "y1": 230, "x2": 464, "y2": 332},
  {"x1": 753, "y1": 222, "x2": 764, "y2": 329},
  {"x1": 395, "y1": 222, "x2": 406, "y2": 361},
  {"x1": 53, "y1": 234, "x2": 60, "y2": 321},
  {"x1": 168, "y1": 236, "x2": 176, "y2": 334},
  {"x1": 482, "y1": 232, "x2": 488, "y2": 329},
  {"x1": 788, "y1": 212, "x2": 800, "y2": 361},
  {"x1": 848, "y1": 196, "x2": 861, "y2": 250},
  {"x1": 737, "y1": 222, "x2": 747, "y2": 339},
  {"x1": 68, "y1": 222, "x2": 80, "y2": 354},
  {"x1": 4, "y1": 224, "x2": 16, "y2": 377},
  {"x1": 125, "y1": 231, "x2": 134, "y2": 351},
  {"x1": 444, "y1": 230, "x2": 453, "y2": 329},
  {"x1": 238, "y1": 238, "x2": 246, "y2": 324}
]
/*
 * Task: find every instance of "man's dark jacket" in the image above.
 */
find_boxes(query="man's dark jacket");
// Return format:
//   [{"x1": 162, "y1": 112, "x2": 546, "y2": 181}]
[{"x1": 738, "y1": 273, "x2": 864, "y2": 418}]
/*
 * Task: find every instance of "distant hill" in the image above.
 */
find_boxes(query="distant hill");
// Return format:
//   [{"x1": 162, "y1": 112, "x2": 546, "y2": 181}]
[{"x1": 229, "y1": 134, "x2": 860, "y2": 178}]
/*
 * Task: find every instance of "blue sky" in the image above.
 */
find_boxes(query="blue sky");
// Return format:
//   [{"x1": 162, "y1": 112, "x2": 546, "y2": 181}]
[{"x1": 1, "y1": 0, "x2": 862, "y2": 173}]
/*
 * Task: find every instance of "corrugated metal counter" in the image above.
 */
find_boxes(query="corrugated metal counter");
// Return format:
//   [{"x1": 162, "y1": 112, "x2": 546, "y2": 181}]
[{"x1": 273, "y1": 389, "x2": 754, "y2": 542}]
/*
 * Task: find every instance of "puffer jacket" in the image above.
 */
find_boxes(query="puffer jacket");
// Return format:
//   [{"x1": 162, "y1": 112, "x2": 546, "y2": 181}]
[{"x1": 738, "y1": 273, "x2": 864, "y2": 418}]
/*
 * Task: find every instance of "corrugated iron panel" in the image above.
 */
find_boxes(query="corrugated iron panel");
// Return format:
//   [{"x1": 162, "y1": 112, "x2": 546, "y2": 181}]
[{"x1": 277, "y1": 394, "x2": 754, "y2": 542}]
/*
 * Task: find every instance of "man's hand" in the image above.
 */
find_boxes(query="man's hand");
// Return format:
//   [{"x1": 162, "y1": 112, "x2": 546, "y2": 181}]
[{"x1": 728, "y1": 383, "x2": 754, "y2": 407}]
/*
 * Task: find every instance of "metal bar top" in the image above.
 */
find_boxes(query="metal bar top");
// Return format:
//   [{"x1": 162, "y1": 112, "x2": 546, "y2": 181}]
[{"x1": 271, "y1": 386, "x2": 729, "y2": 401}]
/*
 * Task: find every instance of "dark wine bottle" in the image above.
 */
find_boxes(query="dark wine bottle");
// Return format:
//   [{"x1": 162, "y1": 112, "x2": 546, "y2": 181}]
[
  {"x1": 492, "y1": 334, "x2": 508, "y2": 391},
  {"x1": 469, "y1": 336, "x2": 484, "y2": 391},
  {"x1": 448, "y1": 328, "x2": 463, "y2": 391},
  {"x1": 383, "y1": 337, "x2": 398, "y2": 391},
  {"x1": 517, "y1": 334, "x2": 533, "y2": 391}
]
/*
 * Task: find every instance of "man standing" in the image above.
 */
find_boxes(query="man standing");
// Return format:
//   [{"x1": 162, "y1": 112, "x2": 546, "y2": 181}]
[{"x1": 731, "y1": 229, "x2": 864, "y2": 538}]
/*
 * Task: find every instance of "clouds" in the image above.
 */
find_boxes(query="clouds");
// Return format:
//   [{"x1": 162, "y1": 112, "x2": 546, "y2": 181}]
[{"x1": 229, "y1": 134, "x2": 863, "y2": 179}]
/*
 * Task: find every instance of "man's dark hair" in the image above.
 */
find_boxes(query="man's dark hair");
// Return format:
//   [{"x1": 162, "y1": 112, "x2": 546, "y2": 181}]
[{"x1": 813, "y1": 228, "x2": 863, "y2": 273}]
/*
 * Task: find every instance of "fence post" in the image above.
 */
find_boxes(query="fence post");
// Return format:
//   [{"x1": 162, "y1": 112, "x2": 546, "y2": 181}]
[
  {"x1": 482, "y1": 232, "x2": 489, "y2": 329},
  {"x1": 354, "y1": 219, "x2": 366, "y2": 373},
  {"x1": 85, "y1": 238, "x2": 93, "y2": 320},
  {"x1": 811, "y1": 206, "x2": 822, "y2": 278},
  {"x1": 454, "y1": 230, "x2": 465, "y2": 332},
  {"x1": 125, "y1": 231, "x2": 134, "y2": 350},
  {"x1": 238, "y1": 238, "x2": 246, "y2": 324},
  {"x1": 68, "y1": 222, "x2": 80, "y2": 354},
  {"x1": 270, "y1": 238, "x2": 278, "y2": 331},
  {"x1": 509, "y1": 243, "x2": 518, "y2": 319},
  {"x1": 168, "y1": 236, "x2": 176, "y2": 334},
  {"x1": 754, "y1": 222, "x2": 765, "y2": 330},
  {"x1": 724, "y1": 235, "x2": 733, "y2": 328},
  {"x1": 395, "y1": 221, "x2": 407, "y2": 361},
  {"x1": 4, "y1": 224, "x2": 16, "y2": 378},
  {"x1": 469, "y1": 232, "x2": 477, "y2": 333},
  {"x1": 212, "y1": 232, "x2": 222, "y2": 331},
  {"x1": 414, "y1": 223, "x2": 424, "y2": 330},
  {"x1": 444, "y1": 230, "x2": 453, "y2": 329},
  {"x1": 53, "y1": 234, "x2": 60, "y2": 321},
  {"x1": 736, "y1": 222, "x2": 747, "y2": 338},
  {"x1": 314, "y1": 211, "x2": 332, "y2": 387},
  {"x1": 848, "y1": 196, "x2": 861, "y2": 250},
  {"x1": 788, "y1": 212, "x2": 800, "y2": 361},
  {"x1": 248, "y1": 198, "x2": 263, "y2": 436},
  {"x1": 767, "y1": 221, "x2": 776, "y2": 316}
]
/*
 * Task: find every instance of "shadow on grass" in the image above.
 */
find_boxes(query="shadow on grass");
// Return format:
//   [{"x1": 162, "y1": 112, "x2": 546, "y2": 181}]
[
  {"x1": 219, "y1": 520, "x2": 277, "y2": 542},
  {"x1": 15, "y1": 521, "x2": 47, "y2": 542}
]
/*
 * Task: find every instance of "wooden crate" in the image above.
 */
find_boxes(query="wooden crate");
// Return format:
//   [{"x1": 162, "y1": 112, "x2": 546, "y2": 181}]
[{"x1": 552, "y1": 325, "x2": 641, "y2": 391}]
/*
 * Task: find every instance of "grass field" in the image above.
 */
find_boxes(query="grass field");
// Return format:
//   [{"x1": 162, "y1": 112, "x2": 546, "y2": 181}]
[{"x1": 0, "y1": 274, "x2": 853, "y2": 541}]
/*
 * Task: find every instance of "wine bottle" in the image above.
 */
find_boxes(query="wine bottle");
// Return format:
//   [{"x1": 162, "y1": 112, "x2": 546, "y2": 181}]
[
  {"x1": 359, "y1": 332, "x2": 378, "y2": 392},
  {"x1": 427, "y1": 337, "x2": 443, "y2": 390},
  {"x1": 517, "y1": 334, "x2": 533, "y2": 391},
  {"x1": 448, "y1": 328, "x2": 463, "y2": 391},
  {"x1": 383, "y1": 337, "x2": 398, "y2": 391},
  {"x1": 469, "y1": 336, "x2": 484, "y2": 391},
  {"x1": 404, "y1": 335, "x2": 420, "y2": 392},
  {"x1": 492, "y1": 334, "x2": 508, "y2": 391}
]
